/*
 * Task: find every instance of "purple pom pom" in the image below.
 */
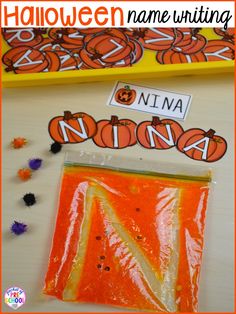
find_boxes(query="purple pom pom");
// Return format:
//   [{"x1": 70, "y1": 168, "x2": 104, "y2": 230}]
[
  {"x1": 11, "y1": 221, "x2": 27, "y2": 235},
  {"x1": 28, "y1": 158, "x2": 42, "y2": 170}
]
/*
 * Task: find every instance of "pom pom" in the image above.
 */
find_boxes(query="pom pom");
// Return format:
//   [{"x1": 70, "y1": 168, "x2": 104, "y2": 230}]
[
  {"x1": 11, "y1": 221, "x2": 27, "y2": 235},
  {"x1": 28, "y1": 158, "x2": 42, "y2": 170},
  {"x1": 11, "y1": 137, "x2": 27, "y2": 149},
  {"x1": 18, "y1": 168, "x2": 32, "y2": 181},
  {"x1": 23, "y1": 193, "x2": 36, "y2": 206},
  {"x1": 50, "y1": 142, "x2": 62, "y2": 154}
]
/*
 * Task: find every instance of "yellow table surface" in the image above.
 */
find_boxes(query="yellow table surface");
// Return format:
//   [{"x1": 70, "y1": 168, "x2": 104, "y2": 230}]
[{"x1": 2, "y1": 73, "x2": 234, "y2": 312}]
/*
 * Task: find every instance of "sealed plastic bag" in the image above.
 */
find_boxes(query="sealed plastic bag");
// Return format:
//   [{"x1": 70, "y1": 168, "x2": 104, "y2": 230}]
[{"x1": 44, "y1": 151, "x2": 211, "y2": 312}]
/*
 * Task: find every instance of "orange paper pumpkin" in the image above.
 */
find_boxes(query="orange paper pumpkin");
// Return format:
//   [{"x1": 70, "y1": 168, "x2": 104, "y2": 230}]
[
  {"x1": 115, "y1": 85, "x2": 136, "y2": 105},
  {"x1": 93, "y1": 116, "x2": 137, "y2": 149},
  {"x1": 140, "y1": 28, "x2": 177, "y2": 51},
  {"x1": 203, "y1": 40, "x2": 235, "y2": 61},
  {"x1": 78, "y1": 28, "x2": 107, "y2": 35},
  {"x1": 44, "y1": 51, "x2": 61, "y2": 72},
  {"x1": 49, "y1": 111, "x2": 97, "y2": 144},
  {"x1": 2, "y1": 46, "x2": 49, "y2": 74},
  {"x1": 156, "y1": 50, "x2": 207, "y2": 64},
  {"x1": 177, "y1": 128, "x2": 227, "y2": 162},
  {"x1": 214, "y1": 28, "x2": 235, "y2": 42},
  {"x1": 2, "y1": 28, "x2": 44, "y2": 47},
  {"x1": 34, "y1": 38, "x2": 68, "y2": 52},
  {"x1": 137, "y1": 116, "x2": 184, "y2": 149},
  {"x1": 85, "y1": 31, "x2": 131, "y2": 64},
  {"x1": 53, "y1": 51, "x2": 79, "y2": 71},
  {"x1": 173, "y1": 34, "x2": 207, "y2": 54},
  {"x1": 123, "y1": 28, "x2": 147, "y2": 40},
  {"x1": 128, "y1": 39, "x2": 144, "y2": 64},
  {"x1": 173, "y1": 28, "x2": 201, "y2": 47}
]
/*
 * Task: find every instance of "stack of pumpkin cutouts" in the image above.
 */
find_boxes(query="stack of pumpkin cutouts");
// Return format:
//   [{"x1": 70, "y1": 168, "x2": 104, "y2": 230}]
[{"x1": 2, "y1": 27, "x2": 235, "y2": 74}]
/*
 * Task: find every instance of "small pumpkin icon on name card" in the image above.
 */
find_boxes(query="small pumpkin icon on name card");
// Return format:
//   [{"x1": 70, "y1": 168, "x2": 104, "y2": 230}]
[{"x1": 115, "y1": 85, "x2": 136, "y2": 105}]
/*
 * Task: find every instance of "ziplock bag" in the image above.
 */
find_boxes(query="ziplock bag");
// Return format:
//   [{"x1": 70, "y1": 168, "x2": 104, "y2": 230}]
[{"x1": 44, "y1": 151, "x2": 211, "y2": 312}]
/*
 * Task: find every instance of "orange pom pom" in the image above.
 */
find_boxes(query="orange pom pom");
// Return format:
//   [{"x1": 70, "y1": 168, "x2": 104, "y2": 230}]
[
  {"x1": 18, "y1": 168, "x2": 32, "y2": 181},
  {"x1": 12, "y1": 137, "x2": 27, "y2": 149}
]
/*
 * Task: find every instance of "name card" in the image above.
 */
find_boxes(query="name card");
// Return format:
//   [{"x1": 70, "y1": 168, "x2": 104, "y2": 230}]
[{"x1": 109, "y1": 81, "x2": 192, "y2": 120}]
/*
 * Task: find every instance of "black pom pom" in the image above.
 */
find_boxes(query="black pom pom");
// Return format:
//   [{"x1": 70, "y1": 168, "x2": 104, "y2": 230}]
[
  {"x1": 23, "y1": 193, "x2": 36, "y2": 206},
  {"x1": 50, "y1": 142, "x2": 62, "y2": 154}
]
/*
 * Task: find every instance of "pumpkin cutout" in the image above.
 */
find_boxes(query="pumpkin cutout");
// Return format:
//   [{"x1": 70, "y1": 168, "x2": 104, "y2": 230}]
[
  {"x1": 2, "y1": 28, "x2": 44, "y2": 47},
  {"x1": 137, "y1": 116, "x2": 184, "y2": 149},
  {"x1": 79, "y1": 49, "x2": 108, "y2": 69},
  {"x1": 214, "y1": 28, "x2": 235, "y2": 42},
  {"x1": 112, "y1": 56, "x2": 132, "y2": 68},
  {"x1": 174, "y1": 28, "x2": 201, "y2": 46},
  {"x1": 177, "y1": 128, "x2": 227, "y2": 162},
  {"x1": 43, "y1": 51, "x2": 61, "y2": 72},
  {"x1": 128, "y1": 39, "x2": 144, "y2": 64},
  {"x1": 60, "y1": 28, "x2": 85, "y2": 49},
  {"x1": 203, "y1": 40, "x2": 235, "y2": 61},
  {"x1": 140, "y1": 28, "x2": 177, "y2": 51},
  {"x1": 48, "y1": 28, "x2": 85, "y2": 49},
  {"x1": 85, "y1": 31, "x2": 131, "y2": 64},
  {"x1": 93, "y1": 116, "x2": 137, "y2": 149},
  {"x1": 48, "y1": 111, "x2": 97, "y2": 144},
  {"x1": 173, "y1": 34, "x2": 207, "y2": 54},
  {"x1": 2, "y1": 46, "x2": 49, "y2": 74},
  {"x1": 53, "y1": 51, "x2": 79, "y2": 71},
  {"x1": 48, "y1": 28, "x2": 64, "y2": 40},
  {"x1": 83, "y1": 28, "x2": 129, "y2": 46},
  {"x1": 34, "y1": 38, "x2": 68, "y2": 52},
  {"x1": 78, "y1": 28, "x2": 107, "y2": 35},
  {"x1": 124, "y1": 28, "x2": 147, "y2": 40},
  {"x1": 156, "y1": 50, "x2": 207, "y2": 64},
  {"x1": 115, "y1": 85, "x2": 136, "y2": 105}
]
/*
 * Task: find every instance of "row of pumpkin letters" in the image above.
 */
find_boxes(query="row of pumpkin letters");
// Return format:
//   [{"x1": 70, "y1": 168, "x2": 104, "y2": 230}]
[{"x1": 48, "y1": 111, "x2": 227, "y2": 163}]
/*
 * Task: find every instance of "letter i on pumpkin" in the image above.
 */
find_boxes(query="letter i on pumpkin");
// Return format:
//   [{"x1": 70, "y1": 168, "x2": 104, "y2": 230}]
[{"x1": 93, "y1": 116, "x2": 137, "y2": 149}]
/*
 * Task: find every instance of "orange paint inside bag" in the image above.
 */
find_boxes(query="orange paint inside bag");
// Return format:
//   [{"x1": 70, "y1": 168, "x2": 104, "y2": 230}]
[{"x1": 44, "y1": 164, "x2": 210, "y2": 312}]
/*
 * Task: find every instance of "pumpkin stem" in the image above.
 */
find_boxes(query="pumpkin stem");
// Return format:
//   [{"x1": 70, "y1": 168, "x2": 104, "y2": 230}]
[
  {"x1": 124, "y1": 85, "x2": 130, "y2": 90},
  {"x1": 192, "y1": 28, "x2": 201, "y2": 35},
  {"x1": 133, "y1": 29, "x2": 146, "y2": 38},
  {"x1": 63, "y1": 111, "x2": 74, "y2": 120},
  {"x1": 205, "y1": 129, "x2": 215, "y2": 138},
  {"x1": 91, "y1": 49, "x2": 103, "y2": 60},
  {"x1": 5, "y1": 65, "x2": 14, "y2": 72},
  {"x1": 152, "y1": 116, "x2": 161, "y2": 126},
  {"x1": 110, "y1": 115, "x2": 119, "y2": 125},
  {"x1": 57, "y1": 29, "x2": 69, "y2": 36},
  {"x1": 52, "y1": 38, "x2": 65, "y2": 45},
  {"x1": 34, "y1": 28, "x2": 47, "y2": 35},
  {"x1": 223, "y1": 34, "x2": 234, "y2": 41}
]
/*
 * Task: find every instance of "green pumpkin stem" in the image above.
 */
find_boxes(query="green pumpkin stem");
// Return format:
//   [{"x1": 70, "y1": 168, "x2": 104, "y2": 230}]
[{"x1": 124, "y1": 85, "x2": 131, "y2": 91}]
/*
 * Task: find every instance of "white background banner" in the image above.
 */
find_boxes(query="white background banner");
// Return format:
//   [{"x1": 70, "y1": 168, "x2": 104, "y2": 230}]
[{"x1": 1, "y1": 1, "x2": 235, "y2": 28}]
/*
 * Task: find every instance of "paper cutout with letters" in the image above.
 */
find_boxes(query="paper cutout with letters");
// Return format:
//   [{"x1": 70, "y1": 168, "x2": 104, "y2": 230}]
[
  {"x1": 109, "y1": 82, "x2": 192, "y2": 120},
  {"x1": 48, "y1": 112, "x2": 227, "y2": 162}
]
